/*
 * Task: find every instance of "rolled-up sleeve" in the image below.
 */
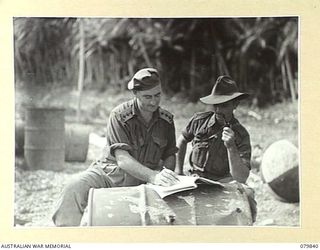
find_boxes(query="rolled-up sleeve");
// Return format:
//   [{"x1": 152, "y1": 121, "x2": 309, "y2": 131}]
[
  {"x1": 181, "y1": 115, "x2": 196, "y2": 142},
  {"x1": 161, "y1": 121, "x2": 178, "y2": 160},
  {"x1": 236, "y1": 129, "x2": 252, "y2": 170},
  {"x1": 106, "y1": 112, "x2": 132, "y2": 157}
]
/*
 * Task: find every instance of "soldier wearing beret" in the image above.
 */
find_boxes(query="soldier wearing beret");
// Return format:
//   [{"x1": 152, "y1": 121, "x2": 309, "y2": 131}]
[
  {"x1": 52, "y1": 68, "x2": 179, "y2": 226},
  {"x1": 176, "y1": 75, "x2": 257, "y2": 221}
]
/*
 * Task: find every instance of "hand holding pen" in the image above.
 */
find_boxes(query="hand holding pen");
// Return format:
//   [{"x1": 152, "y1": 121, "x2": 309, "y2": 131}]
[{"x1": 153, "y1": 166, "x2": 180, "y2": 187}]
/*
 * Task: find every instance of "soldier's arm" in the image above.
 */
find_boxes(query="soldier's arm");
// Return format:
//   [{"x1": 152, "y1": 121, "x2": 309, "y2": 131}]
[
  {"x1": 175, "y1": 115, "x2": 196, "y2": 175},
  {"x1": 162, "y1": 154, "x2": 176, "y2": 171},
  {"x1": 114, "y1": 149, "x2": 179, "y2": 186},
  {"x1": 222, "y1": 127, "x2": 250, "y2": 183},
  {"x1": 226, "y1": 146, "x2": 250, "y2": 183},
  {"x1": 176, "y1": 135, "x2": 188, "y2": 175}
]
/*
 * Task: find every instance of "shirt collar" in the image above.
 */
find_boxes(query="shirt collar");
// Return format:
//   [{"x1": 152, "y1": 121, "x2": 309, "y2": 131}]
[{"x1": 207, "y1": 113, "x2": 216, "y2": 127}]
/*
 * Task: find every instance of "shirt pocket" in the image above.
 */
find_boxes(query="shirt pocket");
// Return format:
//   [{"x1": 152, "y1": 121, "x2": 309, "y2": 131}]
[
  {"x1": 148, "y1": 135, "x2": 167, "y2": 164},
  {"x1": 130, "y1": 136, "x2": 144, "y2": 157},
  {"x1": 213, "y1": 144, "x2": 229, "y2": 175},
  {"x1": 204, "y1": 138, "x2": 228, "y2": 174},
  {"x1": 190, "y1": 141, "x2": 210, "y2": 170}
]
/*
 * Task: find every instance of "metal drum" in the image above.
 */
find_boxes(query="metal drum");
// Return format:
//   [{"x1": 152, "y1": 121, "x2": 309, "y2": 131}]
[
  {"x1": 15, "y1": 120, "x2": 25, "y2": 156},
  {"x1": 84, "y1": 183, "x2": 253, "y2": 226},
  {"x1": 65, "y1": 124, "x2": 89, "y2": 162},
  {"x1": 24, "y1": 107, "x2": 65, "y2": 171}
]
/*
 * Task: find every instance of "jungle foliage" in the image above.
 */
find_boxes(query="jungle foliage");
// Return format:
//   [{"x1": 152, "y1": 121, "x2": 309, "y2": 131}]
[{"x1": 14, "y1": 17, "x2": 298, "y2": 106}]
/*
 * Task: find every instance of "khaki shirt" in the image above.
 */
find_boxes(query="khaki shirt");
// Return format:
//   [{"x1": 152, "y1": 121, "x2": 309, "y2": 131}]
[
  {"x1": 94, "y1": 98, "x2": 178, "y2": 186},
  {"x1": 182, "y1": 111, "x2": 251, "y2": 181}
]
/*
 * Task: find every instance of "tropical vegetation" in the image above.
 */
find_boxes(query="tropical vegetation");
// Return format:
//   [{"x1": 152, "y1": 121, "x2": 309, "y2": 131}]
[{"x1": 14, "y1": 17, "x2": 298, "y2": 106}]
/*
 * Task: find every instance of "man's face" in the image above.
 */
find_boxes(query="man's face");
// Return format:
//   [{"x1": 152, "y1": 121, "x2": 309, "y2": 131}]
[
  {"x1": 135, "y1": 85, "x2": 161, "y2": 113},
  {"x1": 212, "y1": 100, "x2": 237, "y2": 125}
]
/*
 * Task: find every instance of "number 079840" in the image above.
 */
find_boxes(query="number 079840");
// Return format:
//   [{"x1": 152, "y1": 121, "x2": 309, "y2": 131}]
[{"x1": 300, "y1": 244, "x2": 319, "y2": 248}]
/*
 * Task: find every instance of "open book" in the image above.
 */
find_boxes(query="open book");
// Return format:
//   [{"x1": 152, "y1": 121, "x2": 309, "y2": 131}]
[{"x1": 147, "y1": 175, "x2": 224, "y2": 198}]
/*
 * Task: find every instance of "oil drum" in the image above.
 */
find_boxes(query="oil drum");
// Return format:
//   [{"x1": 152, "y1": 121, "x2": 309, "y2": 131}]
[
  {"x1": 24, "y1": 107, "x2": 65, "y2": 171},
  {"x1": 15, "y1": 120, "x2": 25, "y2": 156},
  {"x1": 83, "y1": 183, "x2": 253, "y2": 226},
  {"x1": 65, "y1": 124, "x2": 89, "y2": 162}
]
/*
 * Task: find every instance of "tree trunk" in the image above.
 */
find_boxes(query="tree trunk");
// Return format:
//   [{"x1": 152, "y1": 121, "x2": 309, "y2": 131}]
[
  {"x1": 77, "y1": 18, "x2": 85, "y2": 122},
  {"x1": 269, "y1": 69, "x2": 275, "y2": 98},
  {"x1": 139, "y1": 36, "x2": 152, "y2": 67},
  {"x1": 86, "y1": 57, "x2": 92, "y2": 86},
  {"x1": 285, "y1": 54, "x2": 296, "y2": 102},
  {"x1": 98, "y1": 46, "x2": 105, "y2": 89},
  {"x1": 281, "y1": 62, "x2": 287, "y2": 92}
]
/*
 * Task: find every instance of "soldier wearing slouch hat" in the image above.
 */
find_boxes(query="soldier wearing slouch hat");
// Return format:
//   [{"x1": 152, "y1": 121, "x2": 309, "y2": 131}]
[{"x1": 176, "y1": 75, "x2": 257, "y2": 222}]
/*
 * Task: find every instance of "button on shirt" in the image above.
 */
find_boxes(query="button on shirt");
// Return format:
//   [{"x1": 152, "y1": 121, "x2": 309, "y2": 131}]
[
  {"x1": 182, "y1": 111, "x2": 251, "y2": 180},
  {"x1": 97, "y1": 99, "x2": 178, "y2": 186}
]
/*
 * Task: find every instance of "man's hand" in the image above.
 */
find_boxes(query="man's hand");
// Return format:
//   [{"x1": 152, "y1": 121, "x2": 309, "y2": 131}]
[
  {"x1": 153, "y1": 168, "x2": 180, "y2": 187},
  {"x1": 222, "y1": 127, "x2": 236, "y2": 149}
]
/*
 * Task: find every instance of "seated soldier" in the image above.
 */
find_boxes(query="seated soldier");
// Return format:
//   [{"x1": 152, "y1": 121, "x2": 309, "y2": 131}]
[
  {"x1": 52, "y1": 68, "x2": 179, "y2": 226},
  {"x1": 176, "y1": 75, "x2": 257, "y2": 222}
]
